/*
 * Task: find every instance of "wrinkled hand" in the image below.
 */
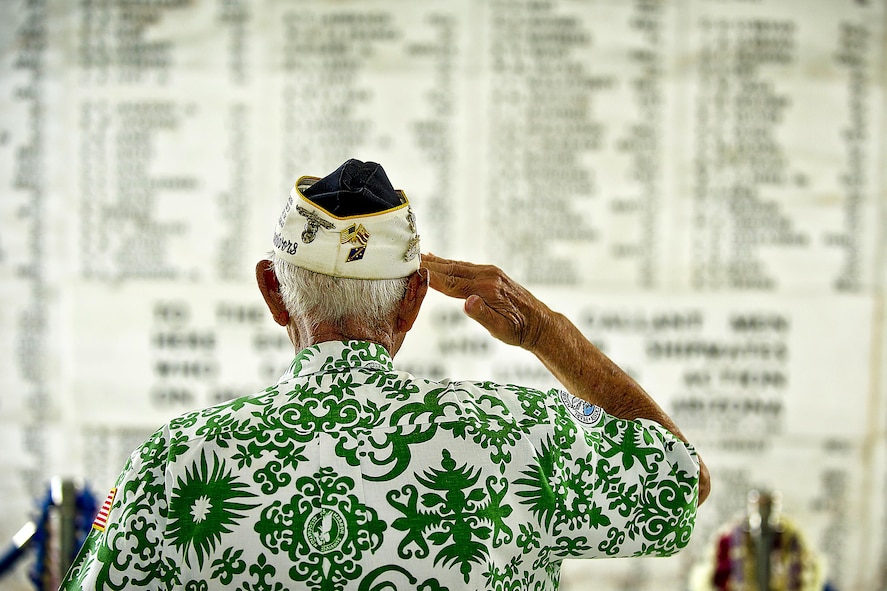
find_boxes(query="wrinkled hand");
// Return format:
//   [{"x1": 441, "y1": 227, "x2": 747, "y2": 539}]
[{"x1": 420, "y1": 253, "x2": 550, "y2": 350}]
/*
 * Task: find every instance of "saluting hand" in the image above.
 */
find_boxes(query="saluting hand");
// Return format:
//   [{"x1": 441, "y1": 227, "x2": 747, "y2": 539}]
[{"x1": 420, "y1": 253, "x2": 552, "y2": 351}]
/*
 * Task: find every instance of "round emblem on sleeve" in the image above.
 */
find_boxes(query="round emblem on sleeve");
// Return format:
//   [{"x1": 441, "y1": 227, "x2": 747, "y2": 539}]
[
  {"x1": 559, "y1": 390, "x2": 603, "y2": 425},
  {"x1": 305, "y1": 507, "x2": 347, "y2": 553}
]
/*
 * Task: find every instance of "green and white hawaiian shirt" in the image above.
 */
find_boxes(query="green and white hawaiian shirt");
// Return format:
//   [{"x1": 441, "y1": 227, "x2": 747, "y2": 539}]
[{"x1": 61, "y1": 340, "x2": 700, "y2": 591}]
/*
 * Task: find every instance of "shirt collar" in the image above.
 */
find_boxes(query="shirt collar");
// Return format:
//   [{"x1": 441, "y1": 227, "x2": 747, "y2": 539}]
[{"x1": 282, "y1": 340, "x2": 394, "y2": 381}]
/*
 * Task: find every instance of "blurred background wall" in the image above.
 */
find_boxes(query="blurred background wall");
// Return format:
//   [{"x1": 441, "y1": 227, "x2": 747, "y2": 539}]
[{"x1": 0, "y1": 0, "x2": 884, "y2": 589}]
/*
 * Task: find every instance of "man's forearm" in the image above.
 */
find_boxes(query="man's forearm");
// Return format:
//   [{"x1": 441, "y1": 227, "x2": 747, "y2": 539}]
[{"x1": 530, "y1": 310, "x2": 685, "y2": 438}]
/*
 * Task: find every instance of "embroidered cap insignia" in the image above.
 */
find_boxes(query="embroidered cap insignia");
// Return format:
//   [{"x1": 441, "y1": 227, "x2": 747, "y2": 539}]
[
  {"x1": 403, "y1": 236, "x2": 420, "y2": 262},
  {"x1": 296, "y1": 205, "x2": 335, "y2": 244},
  {"x1": 341, "y1": 223, "x2": 370, "y2": 262}
]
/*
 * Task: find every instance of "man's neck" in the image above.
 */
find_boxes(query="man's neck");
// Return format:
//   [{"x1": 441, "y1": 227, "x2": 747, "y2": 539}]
[{"x1": 292, "y1": 319, "x2": 397, "y2": 355}]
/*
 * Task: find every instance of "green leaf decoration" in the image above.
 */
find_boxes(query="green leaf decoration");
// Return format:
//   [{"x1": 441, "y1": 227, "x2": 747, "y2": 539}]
[{"x1": 167, "y1": 451, "x2": 258, "y2": 569}]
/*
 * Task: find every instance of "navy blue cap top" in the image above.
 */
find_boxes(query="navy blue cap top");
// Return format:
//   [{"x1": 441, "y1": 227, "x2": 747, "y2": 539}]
[{"x1": 302, "y1": 159, "x2": 405, "y2": 217}]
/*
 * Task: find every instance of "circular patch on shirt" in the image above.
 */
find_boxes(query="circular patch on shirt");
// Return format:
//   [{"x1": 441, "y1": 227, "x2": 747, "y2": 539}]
[
  {"x1": 305, "y1": 507, "x2": 347, "y2": 553},
  {"x1": 559, "y1": 389, "x2": 603, "y2": 425}
]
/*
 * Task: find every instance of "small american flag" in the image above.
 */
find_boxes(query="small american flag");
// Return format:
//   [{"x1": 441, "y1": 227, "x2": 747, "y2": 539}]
[{"x1": 92, "y1": 488, "x2": 117, "y2": 532}]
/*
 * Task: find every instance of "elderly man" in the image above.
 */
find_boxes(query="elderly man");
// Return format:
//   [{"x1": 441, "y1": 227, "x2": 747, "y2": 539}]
[{"x1": 61, "y1": 159, "x2": 709, "y2": 591}]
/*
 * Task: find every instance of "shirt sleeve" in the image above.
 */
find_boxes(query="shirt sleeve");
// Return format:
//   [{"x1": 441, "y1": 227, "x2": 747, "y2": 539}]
[
  {"x1": 537, "y1": 389, "x2": 700, "y2": 560},
  {"x1": 60, "y1": 427, "x2": 172, "y2": 591}
]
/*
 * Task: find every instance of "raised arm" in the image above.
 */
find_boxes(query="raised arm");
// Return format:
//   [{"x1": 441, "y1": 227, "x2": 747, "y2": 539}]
[{"x1": 420, "y1": 253, "x2": 710, "y2": 505}]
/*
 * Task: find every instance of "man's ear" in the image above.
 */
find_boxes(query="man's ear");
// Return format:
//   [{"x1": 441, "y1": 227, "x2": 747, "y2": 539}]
[
  {"x1": 397, "y1": 267, "x2": 429, "y2": 333},
  {"x1": 255, "y1": 260, "x2": 290, "y2": 327}
]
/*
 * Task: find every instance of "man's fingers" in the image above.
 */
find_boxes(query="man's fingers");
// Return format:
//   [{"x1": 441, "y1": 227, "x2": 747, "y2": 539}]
[
  {"x1": 430, "y1": 272, "x2": 497, "y2": 301},
  {"x1": 421, "y1": 253, "x2": 536, "y2": 348},
  {"x1": 425, "y1": 265, "x2": 472, "y2": 298},
  {"x1": 421, "y1": 253, "x2": 488, "y2": 277},
  {"x1": 421, "y1": 253, "x2": 486, "y2": 299}
]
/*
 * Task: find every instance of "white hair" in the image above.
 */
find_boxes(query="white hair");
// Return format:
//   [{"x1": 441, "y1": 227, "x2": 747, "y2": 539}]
[{"x1": 269, "y1": 251, "x2": 409, "y2": 330}]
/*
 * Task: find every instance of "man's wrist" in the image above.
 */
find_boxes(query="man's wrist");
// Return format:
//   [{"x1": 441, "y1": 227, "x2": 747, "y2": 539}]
[{"x1": 521, "y1": 305, "x2": 561, "y2": 354}]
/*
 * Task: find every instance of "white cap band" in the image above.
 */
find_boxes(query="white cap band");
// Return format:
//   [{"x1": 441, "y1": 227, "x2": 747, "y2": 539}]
[{"x1": 273, "y1": 176, "x2": 420, "y2": 279}]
